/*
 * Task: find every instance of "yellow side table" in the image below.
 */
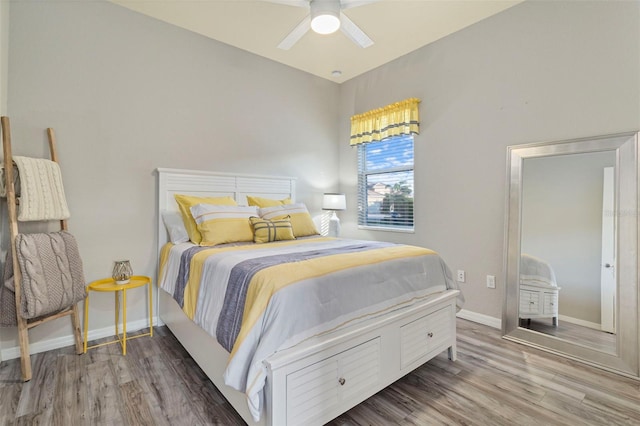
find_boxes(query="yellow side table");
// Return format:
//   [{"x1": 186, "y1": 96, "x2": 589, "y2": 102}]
[{"x1": 83, "y1": 275, "x2": 153, "y2": 355}]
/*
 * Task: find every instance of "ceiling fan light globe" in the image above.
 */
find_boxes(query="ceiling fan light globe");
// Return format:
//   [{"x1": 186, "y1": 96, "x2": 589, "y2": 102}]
[{"x1": 311, "y1": 14, "x2": 340, "y2": 34}]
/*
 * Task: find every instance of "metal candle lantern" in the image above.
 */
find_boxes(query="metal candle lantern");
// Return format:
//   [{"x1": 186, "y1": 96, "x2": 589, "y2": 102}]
[{"x1": 112, "y1": 260, "x2": 133, "y2": 285}]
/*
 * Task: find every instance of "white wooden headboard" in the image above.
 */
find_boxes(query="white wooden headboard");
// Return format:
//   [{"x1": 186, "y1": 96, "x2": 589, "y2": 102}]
[{"x1": 156, "y1": 168, "x2": 297, "y2": 250}]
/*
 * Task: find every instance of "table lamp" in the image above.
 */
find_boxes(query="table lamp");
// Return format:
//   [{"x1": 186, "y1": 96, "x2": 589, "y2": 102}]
[{"x1": 322, "y1": 193, "x2": 346, "y2": 237}]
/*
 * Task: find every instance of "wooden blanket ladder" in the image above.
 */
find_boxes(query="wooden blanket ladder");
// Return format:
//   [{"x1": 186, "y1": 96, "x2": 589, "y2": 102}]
[{"x1": 1, "y1": 116, "x2": 83, "y2": 381}]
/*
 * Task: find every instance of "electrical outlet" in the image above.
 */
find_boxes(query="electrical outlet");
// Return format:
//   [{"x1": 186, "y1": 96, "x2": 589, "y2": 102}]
[
  {"x1": 486, "y1": 275, "x2": 496, "y2": 289},
  {"x1": 457, "y1": 270, "x2": 466, "y2": 283}
]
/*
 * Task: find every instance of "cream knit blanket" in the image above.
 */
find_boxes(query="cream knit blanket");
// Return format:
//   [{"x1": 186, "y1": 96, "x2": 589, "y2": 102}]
[{"x1": 0, "y1": 156, "x2": 70, "y2": 221}]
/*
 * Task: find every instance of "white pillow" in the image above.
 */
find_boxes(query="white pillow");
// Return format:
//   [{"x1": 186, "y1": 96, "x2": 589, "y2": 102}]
[{"x1": 161, "y1": 210, "x2": 189, "y2": 244}]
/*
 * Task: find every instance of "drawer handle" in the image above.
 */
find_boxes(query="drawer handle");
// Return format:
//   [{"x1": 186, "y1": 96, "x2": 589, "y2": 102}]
[
  {"x1": 338, "y1": 377, "x2": 346, "y2": 386},
  {"x1": 530, "y1": 301, "x2": 535, "y2": 304},
  {"x1": 427, "y1": 332, "x2": 434, "y2": 338}
]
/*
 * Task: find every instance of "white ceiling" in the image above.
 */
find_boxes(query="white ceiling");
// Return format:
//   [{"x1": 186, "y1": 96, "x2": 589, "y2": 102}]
[{"x1": 111, "y1": 0, "x2": 522, "y2": 83}]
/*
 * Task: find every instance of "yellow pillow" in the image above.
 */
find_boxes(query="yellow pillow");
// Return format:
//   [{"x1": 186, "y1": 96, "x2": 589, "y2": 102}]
[
  {"x1": 249, "y1": 216, "x2": 295, "y2": 243},
  {"x1": 174, "y1": 194, "x2": 237, "y2": 244},
  {"x1": 259, "y1": 203, "x2": 319, "y2": 237},
  {"x1": 190, "y1": 204, "x2": 257, "y2": 246},
  {"x1": 247, "y1": 195, "x2": 292, "y2": 208}
]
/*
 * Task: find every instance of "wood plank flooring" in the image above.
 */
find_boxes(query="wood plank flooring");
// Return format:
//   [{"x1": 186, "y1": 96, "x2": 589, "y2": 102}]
[{"x1": 1, "y1": 319, "x2": 638, "y2": 425}]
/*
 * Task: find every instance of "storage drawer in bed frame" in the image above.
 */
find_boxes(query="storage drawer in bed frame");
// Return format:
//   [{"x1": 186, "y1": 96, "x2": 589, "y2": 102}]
[
  {"x1": 286, "y1": 337, "x2": 381, "y2": 425},
  {"x1": 400, "y1": 306, "x2": 454, "y2": 370}
]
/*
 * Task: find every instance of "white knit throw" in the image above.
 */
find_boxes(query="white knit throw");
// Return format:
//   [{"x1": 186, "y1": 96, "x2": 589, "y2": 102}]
[{"x1": 11, "y1": 156, "x2": 70, "y2": 221}]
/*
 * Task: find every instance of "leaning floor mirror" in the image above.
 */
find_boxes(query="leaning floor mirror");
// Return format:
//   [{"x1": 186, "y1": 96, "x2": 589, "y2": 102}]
[{"x1": 503, "y1": 131, "x2": 639, "y2": 378}]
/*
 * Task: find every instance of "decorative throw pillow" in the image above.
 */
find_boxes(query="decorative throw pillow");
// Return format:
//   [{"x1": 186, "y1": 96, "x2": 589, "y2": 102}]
[
  {"x1": 259, "y1": 203, "x2": 319, "y2": 237},
  {"x1": 174, "y1": 194, "x2": 237, "y2": 244},
  {"x1": 249, "y1": 216, "x2": 295, "y2": 243},
  {"x1": 190, "y1": 203, "x2": 258, "y2": 246},
  {"x1": 247, "y1": 195, "x2": 293, "y2": 208},
  {"x1": 161, "y1": 210, "x2": 189, "y2": 244}
]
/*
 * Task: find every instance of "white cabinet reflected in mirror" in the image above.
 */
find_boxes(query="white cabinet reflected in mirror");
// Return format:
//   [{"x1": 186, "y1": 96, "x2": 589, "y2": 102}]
[{"x1": 503, "y1": 132, "x2": 639, "y2": 378}]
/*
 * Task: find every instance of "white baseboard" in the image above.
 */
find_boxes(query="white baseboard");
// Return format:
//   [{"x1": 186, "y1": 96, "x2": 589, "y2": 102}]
[
  {"x1": 0, "y1": 316, "x2": 159, "y2": 361},
  {"x1": 456, "y1": 309, "x2": 502, "y2": 329},
  {"x1": 558, "y1": 314, "x2": 602, "y2": 331}
]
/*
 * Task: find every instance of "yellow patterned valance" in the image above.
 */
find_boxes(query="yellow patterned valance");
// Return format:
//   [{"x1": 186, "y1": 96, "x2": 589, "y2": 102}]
[{"x1": 350, "y1": 98, "x2": 420, "y2": 146}]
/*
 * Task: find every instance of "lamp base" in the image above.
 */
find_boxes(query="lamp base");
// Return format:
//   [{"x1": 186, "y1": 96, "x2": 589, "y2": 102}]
[{"x1": 328, "y1": 211, "x2": 341, "y2": 237}]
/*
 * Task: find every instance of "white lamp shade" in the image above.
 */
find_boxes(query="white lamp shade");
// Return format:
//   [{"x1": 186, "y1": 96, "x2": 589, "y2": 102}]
[
  {"x1": 322, "y1": 193, "x2": 346, "y2": 211},
  {"x1": 310, "y1": 0, "x2": 341, "y2": 35}
]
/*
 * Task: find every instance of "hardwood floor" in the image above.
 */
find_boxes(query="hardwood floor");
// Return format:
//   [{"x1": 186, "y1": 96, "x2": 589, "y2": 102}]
[{"x1": 1, "y1": 319, "x2": 638, "y2": 425}]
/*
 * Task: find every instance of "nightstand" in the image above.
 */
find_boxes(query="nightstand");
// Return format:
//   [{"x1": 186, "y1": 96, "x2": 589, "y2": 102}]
[{"x1": 83, "y1": 275, "x2": 153, "y2": 355}]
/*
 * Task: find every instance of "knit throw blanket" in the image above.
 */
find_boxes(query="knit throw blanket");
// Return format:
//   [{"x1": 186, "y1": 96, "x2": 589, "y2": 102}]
[
  {"x1": 0, "y1": 156, "x2": 70, "y2": 221},
  {"x1": 0, "y1": 163, "x2": 19, "y2": 197},
  {"x1": 1, "y1": 231, "x2": 86, "y2": 326}
]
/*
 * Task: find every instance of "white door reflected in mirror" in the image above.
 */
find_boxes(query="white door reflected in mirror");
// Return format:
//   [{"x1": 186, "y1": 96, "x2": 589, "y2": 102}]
[{"x1": 600, "y1": 167, "x2": 615, "y2": 334}]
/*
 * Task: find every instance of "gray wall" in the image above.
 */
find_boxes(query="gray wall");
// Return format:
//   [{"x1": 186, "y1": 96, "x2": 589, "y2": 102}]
[
  {"x1": 521, "y1": 151, "x2": 615, "y2": 324},
  {"x1": 338, "y1": 0, "x2": 640, "y2": 320},
  {"x1": 1, "y1": 1, "x2": 339, "y2": 353},
  {"x1": 2, "y1": 0, "x2": 639, "y2": 355},
  {"x1": 0, "y1": 0, "x2": 8, "y2": 115}
]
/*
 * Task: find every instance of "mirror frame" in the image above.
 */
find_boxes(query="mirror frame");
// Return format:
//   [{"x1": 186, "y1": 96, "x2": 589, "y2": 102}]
[{"x1": 503, "y1": 131, "x2": 639, "y2": 378}]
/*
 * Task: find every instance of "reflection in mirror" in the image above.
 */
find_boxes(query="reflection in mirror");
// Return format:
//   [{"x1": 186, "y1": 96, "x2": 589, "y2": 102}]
[{"x1": 520, "y1": 151, "x2": 616, "y2": 354}]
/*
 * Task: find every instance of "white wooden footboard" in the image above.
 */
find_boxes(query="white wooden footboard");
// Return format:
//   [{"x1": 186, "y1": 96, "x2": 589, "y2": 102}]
[{"x1": 159, "y1": 288, "x2": 459, "y2": 426}]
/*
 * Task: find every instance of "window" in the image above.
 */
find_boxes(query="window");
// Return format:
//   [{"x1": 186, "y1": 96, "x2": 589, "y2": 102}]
[
  {"x1": 351, "y1": 97, "x2": 420, "y2": 231},
  {"x1": 357, "y1": 134, "x2": 414, "y2": 231}
]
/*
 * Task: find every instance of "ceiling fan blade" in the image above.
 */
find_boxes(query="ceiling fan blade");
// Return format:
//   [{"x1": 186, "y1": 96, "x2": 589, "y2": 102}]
[
  {"x1": 339, "y1": 12, "x2": 374, "y2": 48},
  {"x1": 340, "y1": 0, "x2": 379, "y2": 10},
  {"x1": 277, "y1": 15, "x2": 312, "y2": 50},
  {"x1": 261, "y1": 0, "x2": 310, "y2": 8}
]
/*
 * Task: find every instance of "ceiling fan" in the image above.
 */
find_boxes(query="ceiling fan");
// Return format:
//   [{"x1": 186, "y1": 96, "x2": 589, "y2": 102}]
[{"x1": 266, "y1": 0, "x2": 378, "y2": 50}]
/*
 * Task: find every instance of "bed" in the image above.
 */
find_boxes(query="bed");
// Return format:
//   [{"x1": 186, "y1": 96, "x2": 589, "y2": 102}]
[{"x1": 156, "y1": 168, "x2": 462, "y2": 426}]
